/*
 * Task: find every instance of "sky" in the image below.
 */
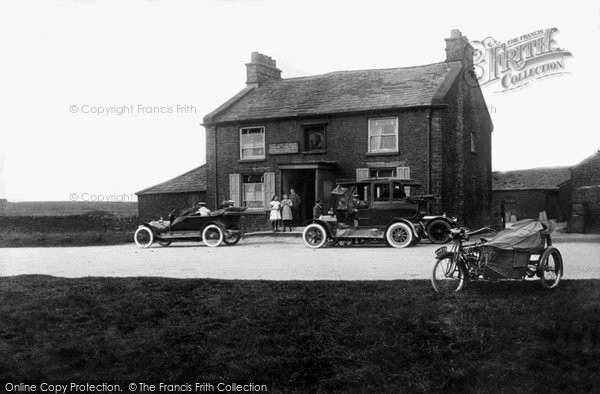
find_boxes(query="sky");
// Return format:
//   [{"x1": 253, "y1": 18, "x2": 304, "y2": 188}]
[{"x1": 0, "y1": 0, "x2": 598, "y2": 201}]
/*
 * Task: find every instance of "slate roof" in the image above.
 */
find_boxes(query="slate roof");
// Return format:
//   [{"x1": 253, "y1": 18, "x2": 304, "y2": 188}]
[
  {"x1": 492, "y1": 167, "x2": 571, "y2": 191},
  {"x1": 571, "y1": 150, "x2": 600, "y2": 169},
  {"x1": 136, "y1": 165, "x2": 206, "y2": 195},
  {"x1": 204, "y1": 61, "x2": 463, "y2": 124}
]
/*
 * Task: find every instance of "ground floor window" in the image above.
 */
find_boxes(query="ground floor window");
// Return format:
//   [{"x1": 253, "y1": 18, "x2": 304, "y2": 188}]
[
  {"x1": 243, "y1": 175, "x2": 264, "y2": 208},
  {"x1": 370, "y1": 168, "x2": 396, "y2": 178}
]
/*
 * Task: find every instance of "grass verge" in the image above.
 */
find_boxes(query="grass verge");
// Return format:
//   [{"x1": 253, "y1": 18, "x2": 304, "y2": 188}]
[{"x1": 0, "y1": 276, "x2": 598, "y2": 392}]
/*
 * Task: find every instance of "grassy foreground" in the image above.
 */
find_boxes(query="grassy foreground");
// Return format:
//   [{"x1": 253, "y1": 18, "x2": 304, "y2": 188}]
[{"x1": 0, "y1": 277, "x2": 598, "y2": 392}]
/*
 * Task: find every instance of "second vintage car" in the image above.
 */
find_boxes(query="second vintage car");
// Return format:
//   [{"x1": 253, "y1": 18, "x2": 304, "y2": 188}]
[{"x1": 302, "y1": 178, "x2": 456, "y2": 249}]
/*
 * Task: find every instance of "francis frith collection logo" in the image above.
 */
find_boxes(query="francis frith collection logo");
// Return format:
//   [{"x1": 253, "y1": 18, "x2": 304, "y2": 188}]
[{"x1": 465, "y1": 28, "x2": 573, "y2": 92}]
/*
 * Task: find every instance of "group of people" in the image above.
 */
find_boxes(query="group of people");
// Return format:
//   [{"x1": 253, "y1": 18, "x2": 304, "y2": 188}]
[{"x1": 269, "y1": 188, "x2": 301, "y2": 232}]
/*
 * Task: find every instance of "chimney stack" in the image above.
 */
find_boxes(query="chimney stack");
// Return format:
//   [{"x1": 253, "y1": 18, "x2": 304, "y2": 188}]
[
  {"x1": 445, "y1": 29, "x2": 473, "y2": 64},
  {"x1": 246, "y1": 52, "x2": 282, "y2": 86}
]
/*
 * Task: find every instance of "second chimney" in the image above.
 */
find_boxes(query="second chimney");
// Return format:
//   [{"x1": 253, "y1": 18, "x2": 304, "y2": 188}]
[
  {"x1": 444, "y1": 29, "x2": 473, "y2": 64},
  {"x1": 246, "y1": 52, "x2": 282, "y2": 86}
]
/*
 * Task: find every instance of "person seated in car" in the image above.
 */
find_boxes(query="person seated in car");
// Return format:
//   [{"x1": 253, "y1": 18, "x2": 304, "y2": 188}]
[
  {"x1": 195, "y1": 202, "x2": 211, "y2": 216},
  {"x1": 219, "y1": 200, "x2": 235, "y2": 209}
]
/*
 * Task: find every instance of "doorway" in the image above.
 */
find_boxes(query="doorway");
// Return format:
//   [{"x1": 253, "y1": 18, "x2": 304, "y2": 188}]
[{"x1": 281, "y1": 169, "x2": 315, "y2": 225}]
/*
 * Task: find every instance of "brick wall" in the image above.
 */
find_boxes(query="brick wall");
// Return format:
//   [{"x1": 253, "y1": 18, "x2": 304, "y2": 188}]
[
  {"x1": 570, "y1": 152, "x2": 600, "y2": 233},
  {"x1": 207, "y1": 110, "x2": 433, "y2": 223},
  {"x1": 491, "y1": 190, "x2": 557, "y2": 222},
  {"x1": 441, "y1": 76, "x2": 493, "y2": 227},
  {"x1": 137, "y1": 192, "x2": 206, "y2": 223}
]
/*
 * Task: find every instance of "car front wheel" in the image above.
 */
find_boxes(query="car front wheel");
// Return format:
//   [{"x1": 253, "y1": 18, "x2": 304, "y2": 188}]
[
  {"x1": 303, "y1": 223, "x2": 327, "y2": 249},
  {"x1": 386, "y1": 222, "x2": 414, "y2": 248},
  {"x1": 202, "y1": 224, "x2": 224, "y2": 247},
  {"x1": 134, "y1": 226, "x2": 154, "y2": 248}
]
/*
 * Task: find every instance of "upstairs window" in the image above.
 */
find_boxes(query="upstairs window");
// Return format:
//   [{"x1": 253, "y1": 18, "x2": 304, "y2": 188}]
[
  {"x1": 368, "y1": 117, "x2": 398, "y2": 153},
  {"x1": 240, "y1": 127, "x2": 265, "y2": 160}
]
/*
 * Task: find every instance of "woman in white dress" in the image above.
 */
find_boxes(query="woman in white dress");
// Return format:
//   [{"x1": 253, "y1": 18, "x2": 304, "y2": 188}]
[{"x1": 269, "y1": 195, "x2": 282, "y2": 232}]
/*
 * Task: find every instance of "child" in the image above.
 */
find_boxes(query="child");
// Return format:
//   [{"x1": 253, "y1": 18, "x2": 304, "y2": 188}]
[
  {"x1": 269, "y1": 195, "x2": 282, "y2": 232},
  {"x1": 280, "y1": 194, "x2": 293, "y2": 232}
]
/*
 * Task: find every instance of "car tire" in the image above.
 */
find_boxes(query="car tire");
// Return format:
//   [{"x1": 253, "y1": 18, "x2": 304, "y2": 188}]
[
  {"x1": 302, "y1": 223, "x2": 327, "y2": 249},
  {"x1": 202, "y1": 224, "x2": 224, "y2": 247},
  {"x1": 134, "y1": 226, "x2": 154, "y2": 248},
  {"x1": 157, "y1": 240, "x2": 172, "y2": 247},
  {"x1": 386, "y1": 222, "x2": 414, "y2": 248},
  {"x1": 223, "y1": 231, "x2": 242, "y2": 246},
  {"x1": 427, "y1": 219, "x2": 452, "y2": 244}
]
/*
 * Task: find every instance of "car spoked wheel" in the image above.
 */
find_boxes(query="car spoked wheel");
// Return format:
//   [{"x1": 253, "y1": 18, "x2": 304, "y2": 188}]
[
  {"x1": 302, "y1": 224, "x2": 327, "y2": 249},
  {"x1": 134, "y1": 226, "x2": 154, "y2": 248},
  {"x1": 386, "y1": 222, "x2": 413, "y2": 248},
  {"x1": 223, "y1": 230, "x2": 242, "y2": 245},
  {"x1": 202, "y1": 224, "x2": 224, "y2": 247},
  {"x1": 427, "y1": 220, "x2": 452, "y2": 244}
]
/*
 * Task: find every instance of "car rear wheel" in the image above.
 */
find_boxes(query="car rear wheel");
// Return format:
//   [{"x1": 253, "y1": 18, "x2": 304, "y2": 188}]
[
  {"x1": 386, "y1": 222, "x2": 413, "y2": 248},
  {"x1": 157, "y1": 240, "x2": 171, "y2": 247},
  {"x1": 427, "y1": 219, "x2": 452, "y2": 244},
  {"x1": 202, "y1": 224, "x2": 223, "y2": 247},
  {"x1": 303, "y1": 223, "x2": 327, "y2": 249},
  {"x1": 223, "y1": 231, "x2": 242, "y2": 245},
  {"x1": 134, "y1": 226, "x2": 154, "y2": 248}
]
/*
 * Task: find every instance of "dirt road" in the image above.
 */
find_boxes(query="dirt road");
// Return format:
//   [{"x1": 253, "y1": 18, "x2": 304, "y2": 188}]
[{"x1": 1, "y1": 237, "x2": 598, "y2": 280}]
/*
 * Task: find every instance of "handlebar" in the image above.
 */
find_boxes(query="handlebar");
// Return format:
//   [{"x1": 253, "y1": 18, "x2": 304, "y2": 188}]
[
  {"x1": 450, "y1": 226, "x2": 495, "y2": 241},
  {"x1": 466, "y1": 227, "x2": 494, "y2": 236}
]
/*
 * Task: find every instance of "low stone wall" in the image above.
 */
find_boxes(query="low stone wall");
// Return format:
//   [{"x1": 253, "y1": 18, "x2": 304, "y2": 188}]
[{"x1": 4, "y1": 215, "x2": 138, "y2": 234}]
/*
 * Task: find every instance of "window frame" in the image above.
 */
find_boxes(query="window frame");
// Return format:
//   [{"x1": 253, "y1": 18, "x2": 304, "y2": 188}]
[
  {"x1": 242, "y1": 175, "x2": 264, "y2": 209},
  {"x1": 239, "y1": 126, "x2": 266, "y2": 160},
  {"x1": 368, "y1": 117, "x2": 399, "y2": 153}
]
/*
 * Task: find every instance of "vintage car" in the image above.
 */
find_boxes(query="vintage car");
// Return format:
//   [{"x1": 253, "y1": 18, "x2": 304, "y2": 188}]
[
  {"x1": 134, "y1": 205, "x2": 247, "y2": 248},
  {"x1": 302, "y1": 178, "x2": 456, "y2": 249}
]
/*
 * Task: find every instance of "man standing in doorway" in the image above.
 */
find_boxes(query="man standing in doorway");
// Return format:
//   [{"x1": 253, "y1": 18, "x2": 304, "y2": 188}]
[{"x1": 290, "y1": 188, "x2": 302, "y2": 226}]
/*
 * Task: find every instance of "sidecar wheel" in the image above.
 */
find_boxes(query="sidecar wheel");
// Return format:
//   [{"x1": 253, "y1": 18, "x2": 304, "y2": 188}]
[
  {"x1": 539, "y1": 247, "x2": 563, "y2": 289},
  {"x1": 427, "y1": 219, "x2": 452, "y2": 244},
  {"x1": 202, "y1": 225, "x2": 223, "y2": 247},
  {"x1": 134, "y1": 226, "x2": 154, "y2": 248},
  {"x1": 386, "y1": 222, "x2": 413, "y2": 248}
]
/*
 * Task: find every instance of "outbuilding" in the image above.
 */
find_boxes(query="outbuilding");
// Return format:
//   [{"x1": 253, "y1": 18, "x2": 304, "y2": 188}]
[
  {"x1": 136, "y1": 165, "x2": 207, "y2": 222},
  {"x1": 491, "y1": 167, "x2": 570, "y2": 223}
]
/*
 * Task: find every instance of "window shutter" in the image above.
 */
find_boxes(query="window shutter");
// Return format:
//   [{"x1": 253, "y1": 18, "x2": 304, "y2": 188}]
[
  {"x1": 263, "y1": 172, "x2": 275, "y2": 210},
  {"x1": 396, "y1": 167, "x2": 410, "y2": 180},
  {"x1": 356, "y1": 168, "x2": 369, "y2": 181},
  {"x1": 229, "y1": 173, "x2": 241, "y2": 207}
]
